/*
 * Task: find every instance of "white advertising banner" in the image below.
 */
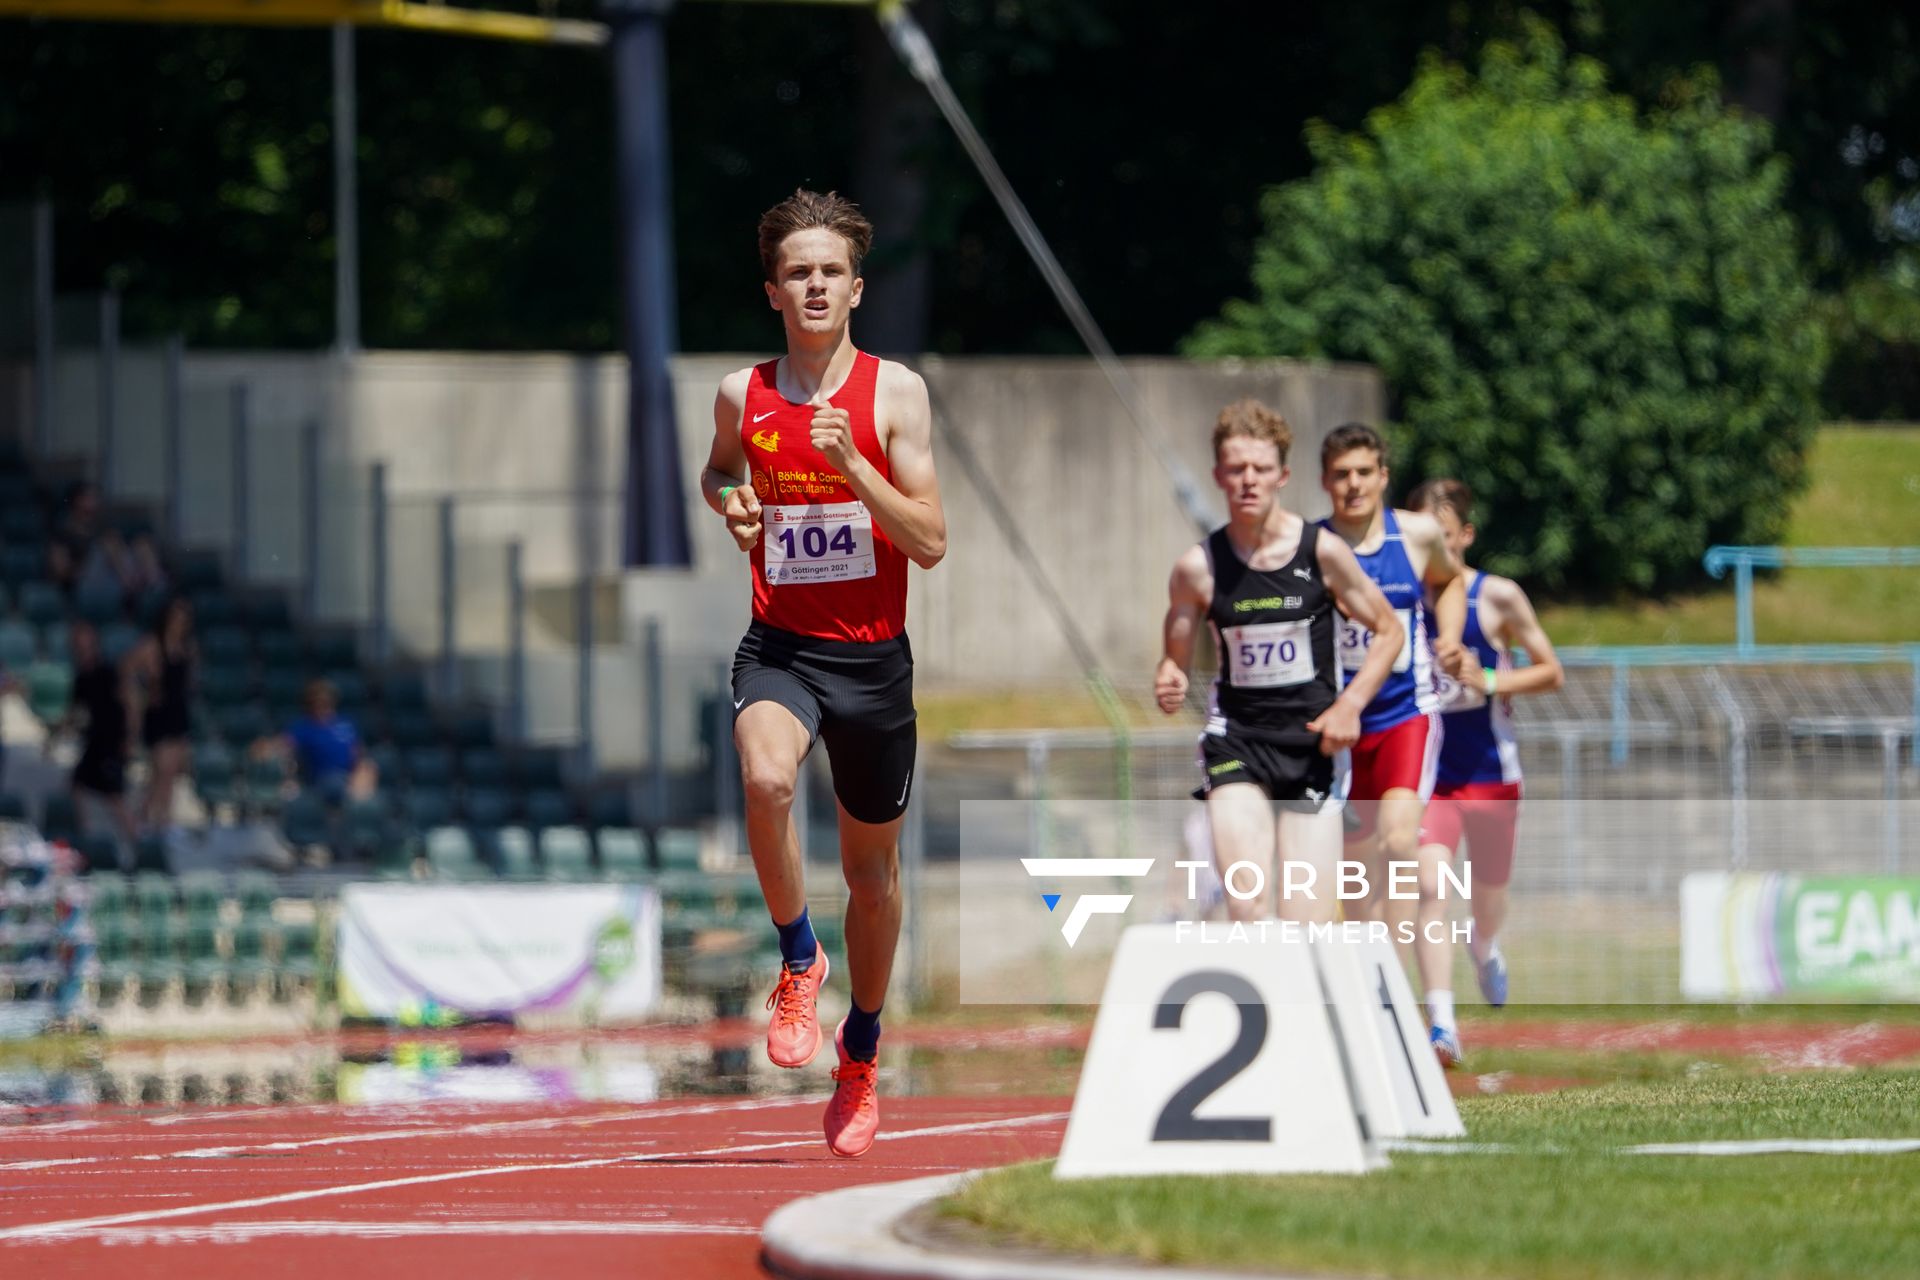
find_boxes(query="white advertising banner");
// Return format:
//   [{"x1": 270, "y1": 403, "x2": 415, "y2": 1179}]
[{"x1": 337, "y1": 883, "x2": 662, "y2": 1023}]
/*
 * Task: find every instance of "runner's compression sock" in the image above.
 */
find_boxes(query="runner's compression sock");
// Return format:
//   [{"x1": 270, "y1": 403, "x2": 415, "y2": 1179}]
[
  {"x1": 775, "y1": 906, "x2": 818, "y2": 972},
  {"x1": 843, "y1": 999, "x2": 882, "y2": 1063},
  {"x1": 1426, "y1": 989, "x2": 1456, "y2": 1032}
]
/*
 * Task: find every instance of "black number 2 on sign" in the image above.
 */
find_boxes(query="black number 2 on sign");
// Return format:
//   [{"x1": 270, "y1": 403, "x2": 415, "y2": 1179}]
[{"x1": 1151, "y1": 971, "x2": 1273, "y2": 1142}]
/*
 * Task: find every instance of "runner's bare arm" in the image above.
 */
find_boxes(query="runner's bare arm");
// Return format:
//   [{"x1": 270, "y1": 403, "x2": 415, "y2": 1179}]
[
  {"x1": 1311, "y1": 533, "x2": 1404, "y2": 752},
  {"x1": 704, "y1": 369, "x2": 762, "y2": 552},
  {"x1": 1483, "y1": 576, "x2": 1564, "y2": 697},
  {"x1": 814, "y1": 362, "x2": 946, "y2": 569},
  {"x1": 1156, "y1": 545, "x2": 1211, "y2": 714},
  {"x1": 1404, "y1": 507, "x2": 1469, "y2": 673}
]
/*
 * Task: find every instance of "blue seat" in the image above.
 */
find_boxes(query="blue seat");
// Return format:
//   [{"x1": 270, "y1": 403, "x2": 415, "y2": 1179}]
[
  {"x1": 305, "y1": 630, "x2": 358, "y2": 670},
  {"x1": 444, "y1": 709, "x2": 493, "y2": 749},
  {"x1": 387, "y1": 713, "x2": 435, "y2": 749},
  {"x1": 463, "y1": 787, "x2": 515, "y2": 829},
  {"x1": 524, "y1": 788, "x2": 574, "y2": 832},
  {"x1": 256, "y1": 630, "x2": 303, "y2": 666},
  {"x1": 281, "y1": 793, "x2": 332, "y2": 849},
  {"x1": 513, "y1": 749, "x2": 567, "y2": 791},
  {"x1": 199, "y1": 665, "x2": 254, "y2": 708},
  {"x1": 404, "y1": 787, "x2": 455, "y2": 831},
  {"x1": 261, "y1": 667, "x2": 308, "y2": 707},
  {"x1": 382, "y1": 671, "x2": 430, "y2": 712}
]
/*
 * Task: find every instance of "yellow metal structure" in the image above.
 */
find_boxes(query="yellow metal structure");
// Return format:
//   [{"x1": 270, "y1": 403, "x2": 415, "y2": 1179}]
[{"x1": 0, "y1": 0, "x2": 610, "y2": 45}]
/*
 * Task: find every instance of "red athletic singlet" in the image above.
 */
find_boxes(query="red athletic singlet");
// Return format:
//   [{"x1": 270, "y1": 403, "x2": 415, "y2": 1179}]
[{"x1": 742, "y1": 351, "x2": 908, "y2": 642}]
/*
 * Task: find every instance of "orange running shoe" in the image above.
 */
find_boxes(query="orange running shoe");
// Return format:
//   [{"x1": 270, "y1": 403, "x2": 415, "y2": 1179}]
[
  {"x1": 765, "y1": 946, "x2": 828, "y2": 1068},
  {"x1": 824, "y1": 1017, "x2": 880, "y2": 1159}
]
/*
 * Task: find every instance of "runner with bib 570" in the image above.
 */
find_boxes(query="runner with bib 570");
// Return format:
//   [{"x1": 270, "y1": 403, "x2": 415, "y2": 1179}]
[{"x1": 700, "y1": 190, "x2": 946, "y2": 1158}]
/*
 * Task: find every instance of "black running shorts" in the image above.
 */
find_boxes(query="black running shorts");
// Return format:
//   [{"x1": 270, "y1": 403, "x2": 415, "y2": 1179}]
[
  {"x1": 1196, "y1": 729, "x2": 1336, "y2": 812},
  {"x1": 731, "y1": 620, "x2": 917, "y2": 825}
]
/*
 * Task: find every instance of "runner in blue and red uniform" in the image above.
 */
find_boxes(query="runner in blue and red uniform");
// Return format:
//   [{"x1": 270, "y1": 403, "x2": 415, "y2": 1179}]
[
  {"x1": 699, "y1": 190, "x2": 947, "y2": 1158},
  {"x1": 1409, "y1": 479, "x2": 1563, "y2": 1063},
  {"x1": 1317, "y1": 424, "x2": 1469, "y2": 1057}
]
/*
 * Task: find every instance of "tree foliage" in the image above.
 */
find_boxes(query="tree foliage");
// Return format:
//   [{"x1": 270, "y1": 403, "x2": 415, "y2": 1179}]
[{"x1": 1187, "y1": 23, "x2": 1827, "y2": 592}]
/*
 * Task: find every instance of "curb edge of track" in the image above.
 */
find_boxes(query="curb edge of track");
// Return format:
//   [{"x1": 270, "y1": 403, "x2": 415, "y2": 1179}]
[{"x1": 760, "y1": 1169, "x2": 1309, "y2": 1280}]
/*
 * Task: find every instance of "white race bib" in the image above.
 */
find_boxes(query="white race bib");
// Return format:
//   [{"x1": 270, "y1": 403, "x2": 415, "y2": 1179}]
[
  {"x1": 1430, "y1": 667, "x2": 1487, "y2": 713},
  {"x1": 763, "y1": 502, "x2": 876, "y2": 586},
  {"x1": 1222, "y1": 620, "x2": 1315, "y2": 688},
  {"x1": 1338, "y1": 608, "x2": 1414, "y2": 674}
]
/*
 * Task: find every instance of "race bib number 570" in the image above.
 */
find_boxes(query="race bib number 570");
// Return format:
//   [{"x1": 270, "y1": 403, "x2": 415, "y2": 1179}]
[{"x1": 765, "y1": 502, "x2": 876, "y2": 585}]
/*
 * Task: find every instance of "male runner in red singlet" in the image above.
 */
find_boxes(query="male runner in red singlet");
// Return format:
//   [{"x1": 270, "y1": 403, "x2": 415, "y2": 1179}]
[{"x1": 699, "y1": 190, "x2": 946, "y2": 1158}]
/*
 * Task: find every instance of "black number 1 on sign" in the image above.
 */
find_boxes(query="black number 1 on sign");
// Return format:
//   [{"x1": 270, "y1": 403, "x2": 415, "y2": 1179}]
[{"x1": 1150, "y1": 971, "x2": 1273, "y2": 1142}]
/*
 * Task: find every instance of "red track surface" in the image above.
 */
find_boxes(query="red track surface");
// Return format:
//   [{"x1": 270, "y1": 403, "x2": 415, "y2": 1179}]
[{"x1": 0, "y1": 1093, "x2": 1068, "y2": 1278}]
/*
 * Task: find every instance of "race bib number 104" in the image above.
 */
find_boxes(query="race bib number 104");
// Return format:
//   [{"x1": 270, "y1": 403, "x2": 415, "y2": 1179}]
[{"x1": 765, "y1": 502, "x2": 877, "y2": 585}]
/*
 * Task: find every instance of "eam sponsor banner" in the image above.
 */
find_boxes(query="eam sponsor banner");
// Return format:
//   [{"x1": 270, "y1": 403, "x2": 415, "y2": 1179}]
[
  {"x1": 1682, "y1": 873, "x2": 1920, "y2": 1000},
  {"x1": 337, "y1": 883, "x2": 662, "y2": 1022}
]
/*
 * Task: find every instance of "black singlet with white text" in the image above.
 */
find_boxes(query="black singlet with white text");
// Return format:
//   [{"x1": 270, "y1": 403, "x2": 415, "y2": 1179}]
[{"x1": 1204, "y1": 522, "x2": 1339, "y2": 744}]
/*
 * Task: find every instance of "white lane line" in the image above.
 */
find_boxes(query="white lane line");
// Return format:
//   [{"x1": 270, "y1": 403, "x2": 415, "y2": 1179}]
[
  {"x1": 0, "y1": 1109, "x2": 1068, "y2": 1242},
  {"x1": 0, "y1": 1095, "x2": 820, "y2": 1173},
  {"x1": 1623, "y1": 1138, "x2": 1920, "y2": 1156},
  {"x1": 77, "y1": 1219, "x2": 762, "y2": 1246}
]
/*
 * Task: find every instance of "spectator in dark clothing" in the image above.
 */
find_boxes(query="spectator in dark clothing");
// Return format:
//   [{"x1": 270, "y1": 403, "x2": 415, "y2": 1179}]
[
  {"x1": 131, "y1": 596, "x2": 196, "y2": 830},
  {"x1": 54, "y1": 621, "x2": 138, "y2": 859},
  {"x1": 255, "y1": 678, "x2": 378, "y2": 803},
  {"x1": 47, "y1": 481, "x2": 166, "y2": 603}
]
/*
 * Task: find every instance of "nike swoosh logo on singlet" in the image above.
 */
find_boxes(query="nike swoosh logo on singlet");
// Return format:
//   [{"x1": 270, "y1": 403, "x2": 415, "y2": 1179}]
[{"x1": 752, "y1": 411, "x2": 777, "y2": 423}]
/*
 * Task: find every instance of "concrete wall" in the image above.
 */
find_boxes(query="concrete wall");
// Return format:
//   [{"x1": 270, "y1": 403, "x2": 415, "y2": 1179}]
[{"x1": 156, "y1": 350, "x2": 1382, "y2": 759}]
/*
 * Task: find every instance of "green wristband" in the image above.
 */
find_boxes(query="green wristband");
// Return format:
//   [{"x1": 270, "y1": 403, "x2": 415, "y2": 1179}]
[
  {"x1": 1482, "y1": 667, "x2": 1499, "y2": 697},
  {"x1": 718, "y1": 484, "x2": 737, "y2": 505}
]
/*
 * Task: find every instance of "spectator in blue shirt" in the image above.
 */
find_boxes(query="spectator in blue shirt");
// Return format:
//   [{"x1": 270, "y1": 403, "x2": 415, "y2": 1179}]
[{"x1": 255, "y1": 678, "x2": 379, "y2": 803}]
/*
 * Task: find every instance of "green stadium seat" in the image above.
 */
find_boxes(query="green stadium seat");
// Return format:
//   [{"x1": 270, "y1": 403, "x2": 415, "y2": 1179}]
[
  {"x1": 174, "y1": 550, "x2": 224, "y2": 593},
  {"x1": 276, "y1": 920, "x2": 321, "y2": 986},
  {"x1": 243, "y1": 594, "x2": 292, "y2": 631},
  {"x1": 444, "y1": 709, "x2": 493, "y2": 749},
  {"x1": 458, "y1": 747, "x2": 507, "y2": 788},
  {"x1": 102, "y1": 622, "x2": 143, "y2": 664},
  {"x1": 228, "y1": 920, "x2": 272, "y2": 1002},
  {"x1": 182, "y1": 919, "x2": 224, "y2": 1004},
  {"x1": 235, "y1": 872, "x2": 278, "y2": 921},
  {"x1": 463, "y1": 787, "x2": 514, "y2": 830},
  {"x1": 75, "y1": 832, "x2": 120, "y2": 874},
  {"x1": 134, "y1": 872, "x2": 175, "y2": 918},
  {"x1": 180, "y1": 871, "x2": 225, "y2": 921},
  {"x1": 653, "y1": 828, "x2": 703, "y2": 874},
  {"x1": 404, "y1": 746, "x2": 453, "y2": 787},
  {"x1": 27, "y1": 660, "x2": 70, "y2": 723},
  {"x1": 200, "y1": 665, "x2": 253, "y2": 707},
  {"x1": 201, "y1": 627, "x2": 251, "y2": 666},
  {"x1": 281, "y1": 793, "x2": 331, "y2": 849},
  {"x1": 426, "y1": 827, "x2": 486, "y2": 879},
  {"x1": 525, "y1": 788, "x2": 574, "y2": 832},
  {"x1": 0, "y1": 619, "x2": 36, "y2": 667},
  {"x1": 188, "y1": 590, "x2": 238, "y2": 628},
  {"x1": 367, "y1": 742, "x2": 402, "y2": 783},
  {"x1": 0, "y1": 546, "x2": 43, "y2": 586},
  {"x1": 387, "y1": 713, "x2": 435, "y2": 749},
  {"x1": 18, "y1": 581, "x2": 64, "y2": 626},
  {"x1": 513, "y1": 748, "x2": 567, "y2": 791},
  {"x1": 39, "y1": 791, "x2": 78, "y2": 844},
  {"x1": 261, "y1": 666, "x2": 307, "y2": 707},
  {"x1": 404, "y1": 787, "x2": 454, "y2": 831},
  {"x1": 75, "y1": 578, "x2": 122, "y2": 625},
  {"x1": 87, "y1": 869, "x2": 131, "y2": 919},
  {"x1": 194, "y1": 749, "x2": 240, "y2": 811},
  {"x1": 134, "y1": 583, "x2": 171, "y2": 628},
  {"x1": 256, "y1": 630, "x2": 302, "y2": 666},
  {"x1": 598, "y1": 833, "x2": 647, "y2": 879},
  {"x1": 218, "y1": 706, "x2": 274, "y2": 744},
  {"x1": 36, "y1": 619, "x2": 68, "y2": 661},
  {"x1": 134, "y1": 832, "x2": 170, "y2": 875},
  {"x1": 305, "y1": 630, "x2": 358, "y2": 670},
  {"x1": 493, "y1": 834, "x2": 537, "y2": 880},
  {"x1": 382, "y1": 670, "x2": 429, "y2": 711},
  {"x1": 540, "y1": 828, "x2": 594, "y2": 881}
]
